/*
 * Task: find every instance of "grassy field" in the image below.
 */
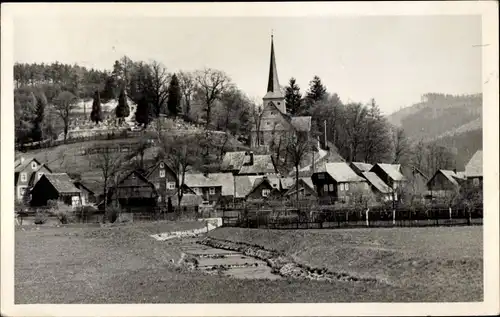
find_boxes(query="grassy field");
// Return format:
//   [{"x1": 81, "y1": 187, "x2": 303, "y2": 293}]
[
  {"x1": 208, "y1": 226, "x2": 483, "y2": 302},
  {"x1": 15, "y1": 222, "x2": 478, "y2": 304}
]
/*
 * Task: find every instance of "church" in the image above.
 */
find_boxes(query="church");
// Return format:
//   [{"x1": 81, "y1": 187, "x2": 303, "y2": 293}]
[{"x1": 249, "y1": 35, "x2": 312, "y2": 149}]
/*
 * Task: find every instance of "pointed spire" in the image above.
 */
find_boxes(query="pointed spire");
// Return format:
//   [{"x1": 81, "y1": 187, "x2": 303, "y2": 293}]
[{"x1": 266, "y1": 34, "x2": 283, "y2": 97}]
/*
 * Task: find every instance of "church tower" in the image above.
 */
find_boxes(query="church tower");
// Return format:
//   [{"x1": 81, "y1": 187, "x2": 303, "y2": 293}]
[{"x1": 263, "y1": 35, "x2": 286, "y2": 113}]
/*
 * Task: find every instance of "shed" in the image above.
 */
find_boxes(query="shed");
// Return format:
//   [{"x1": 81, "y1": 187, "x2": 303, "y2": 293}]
[{"x1": 30, "y1": 173, "x2": 82, "y2": 207}]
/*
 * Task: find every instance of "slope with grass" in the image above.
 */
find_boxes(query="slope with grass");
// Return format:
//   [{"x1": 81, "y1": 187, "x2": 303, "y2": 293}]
[{"x1": 208, "y1": 226, "x2": 483, "y2": 302}]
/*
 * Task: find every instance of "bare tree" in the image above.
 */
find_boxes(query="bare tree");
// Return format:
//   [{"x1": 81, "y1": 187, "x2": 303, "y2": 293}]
[
  {"x1": 251, "y1": 103, "x2": 264, "y2": 148},
  {"x1": 157, "y1": 133, "x2": 203, "y2": 212},
  {"x1": 148, "y1": 61, "x2": 169, "y2": 117},
  {"x1": 53, "y1": 91, "x2": 78, "y2": 142},
  {"x1": 178, "y1": 71, "x2": 196, "y2": 118},
  {"x1": 285, "y1": 135, "x2": 316, "y2": 204},
  {"x1": 392, "y1": 127, "x2": 410, "y2": 164},
  {"x1": 194, "y1": 68, "x2": 231, "y2": 129},
  {"x1": 90, "y1": 145, "x2": 125, "y2": 219}
]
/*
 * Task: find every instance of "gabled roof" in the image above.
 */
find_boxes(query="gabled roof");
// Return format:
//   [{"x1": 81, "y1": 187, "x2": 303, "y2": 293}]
[
  {"x1": 290, "y1": 116, "x2": 312, "y2": 132},
  {"x1": 362, "y1": 172, "x2": 392, "y2": 194},
  {"x1": 145, "y1": 160, "x2": 177, "y2": 180},
  {"x1": 247, "y1": 175, "x2": 280, "y2": 190},
  {"x1": 318, "y1": 162, "x2": 365, "y2": 182},
  {"x1": 184, "y1": 174, "x2": 221, "y2": 188},
  {"x1": 372, "y1": 163, "x2": 405, "y2": 182},
  {"x1": 246, "y1": 177, "x2": 274, "y2": 198},
  {"x1": 184, "y1": 173, "x2": 235, "y2": 196},
  {"x1": 465, "y1": 150, "x2": 482, "y2": 178},
  {"x1": 280, "y1": 177, "x2": 296, "y2": 190},
  {"x1": 284, "y1": 177, "x2": 317, "y2": 197},
  {"x1": 42, "y1": 173, "x2": 81, "y2": 194},
  {"x1": 117, "y1": 170, "x2": 155, "y2": 187},
  {"x1": 15, "y1": 157, "x2": 43, "y2": 173},
  {"x1": 234, "y1": 176, "x2": 258, "y2": 198},
  {"x1": 351, "y1": 162, "x2": 373, "y2": 173},
  {"x1": 430, "y1": 170, "x2": 465, "y2": 188},
  {"x1": 238, "y1": 155, "x2": 277, "y2": 175},
  {"x1": 220, "y1": 151, "x2": 247, "y2": 172}
]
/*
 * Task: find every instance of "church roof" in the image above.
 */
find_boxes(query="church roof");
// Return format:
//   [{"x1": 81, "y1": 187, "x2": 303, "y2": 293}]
[{"x1": 265, "y1": 35, "x2": 284, "y2": 99}]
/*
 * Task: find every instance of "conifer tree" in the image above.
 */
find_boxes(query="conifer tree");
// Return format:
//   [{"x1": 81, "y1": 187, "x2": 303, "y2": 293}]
[
  {"x1": 304, "y1": 76, "x2": 328, "y2": 113},
  {"x1": 32, "y1": 91, "x2": 47, "y2": 141},
  {"x1": 115, "y1": 88, "x2": 130, "y2": 124},
  {"x1": 167, "y1": 73, "x2": 182, "y2": 117},
  {"x1": 90, "y1": 90, "x2": 103, "y2": 124},
  {"x1": 284, "y1": 77, "x2": 302, "y2": 115}
]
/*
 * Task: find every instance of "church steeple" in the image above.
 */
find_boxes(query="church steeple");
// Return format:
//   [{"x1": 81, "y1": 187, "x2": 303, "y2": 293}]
[{"x1": 264, "y1": 34, "x2": 286, "y2": 113}]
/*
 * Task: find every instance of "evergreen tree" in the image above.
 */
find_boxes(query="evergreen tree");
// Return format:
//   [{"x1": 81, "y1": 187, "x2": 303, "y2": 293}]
[
  {"x1": 284, "y1": 77, "x2": 302, "y2": 115},
  {"x1": 101, "y1": 75, "x2": 118, "y2": 102},
  {"x1": 135, "y1": 97, "x2": 151, "y2": 127},
  {"x1": 305, "y1": 75, "x2": 327, "y2": 110},
  {"x1": 115, "y1": 88, "x2": 130, "y2": 124},
  {"x1": 166, "y1": 73, "x2": 182, "y2": 117},
  {"x1": 32, "y1": 91, "x2": 47, "y2": 141},
  {"x1": 90, "y1": 90, "x2": 103, "y2": 124}
]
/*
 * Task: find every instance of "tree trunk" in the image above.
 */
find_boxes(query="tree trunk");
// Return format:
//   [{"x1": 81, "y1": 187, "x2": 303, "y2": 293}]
[
  {"x1": 103, "y1": 178, "x2": 108, "y2": 223},
  {"x1": 295, "y1": 165, "x2": 299, "y2": 207}
]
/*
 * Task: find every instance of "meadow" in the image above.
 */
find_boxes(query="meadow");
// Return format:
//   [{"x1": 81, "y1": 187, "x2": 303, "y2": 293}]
[{"x1": 15, "y1": 222, "x2": 482, "y2": 303}]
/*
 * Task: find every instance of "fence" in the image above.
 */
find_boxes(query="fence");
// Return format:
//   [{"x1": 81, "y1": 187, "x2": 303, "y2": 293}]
[{"x1": 221, "y1": 205, "x2": 483, "y2": 229}]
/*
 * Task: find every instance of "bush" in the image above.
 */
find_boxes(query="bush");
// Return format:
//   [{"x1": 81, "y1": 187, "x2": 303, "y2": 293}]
[
  {"x1": 75, "y1": 205, "x2": 97, "y2": 222},
  {"x1": 48, "y1": 200, "x2": 74, "y2": 224},
  {"x1": 106, "y1": 202, "x2": 121, "y2": 223},
  {"x1": 34, "y1": 211, "x2": 47, "y2": 225}
]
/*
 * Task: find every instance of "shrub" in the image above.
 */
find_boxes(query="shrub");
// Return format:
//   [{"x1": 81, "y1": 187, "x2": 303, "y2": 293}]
[
  {"x1": 106, "y1": 202, "x2": 121, "y2": 223},
  {"x1": 34, "y1": 211, "x2": 47, "y2": 225},
  {"x1": 48, "y1": 200, "x2": 74, "y2": 224},
  {"x1": 75, "y1": 205, "x2": 97, "y2": 222}
]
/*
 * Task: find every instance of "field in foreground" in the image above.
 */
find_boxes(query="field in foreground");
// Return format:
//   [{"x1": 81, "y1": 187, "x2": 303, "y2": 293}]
[
  {"x1": 15, "y1": 223, "x2": 482, "y2": 303},
  {"x1": 209, "y1": 226, "x2": 483, "y2": 302}
]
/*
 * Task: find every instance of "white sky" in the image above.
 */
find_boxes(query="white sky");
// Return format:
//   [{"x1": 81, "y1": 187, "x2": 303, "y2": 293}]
[{"x1": 14, "y1": 15, "x2": 482, "y2": 115}]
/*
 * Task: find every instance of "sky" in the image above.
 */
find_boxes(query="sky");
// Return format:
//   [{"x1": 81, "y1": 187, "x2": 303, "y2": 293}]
[{"x1": 14, "y1": 15, "x2": 482, "y2": 115}]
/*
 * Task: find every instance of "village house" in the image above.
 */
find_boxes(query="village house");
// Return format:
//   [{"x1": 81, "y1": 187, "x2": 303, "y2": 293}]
[
  {"x1": 143, "y1": 160, "x2": 178, "y2": 205},
  {"x1": 233, "y1": 175, "x2": 278, "y2": 202},
  {"x1": 15, "y1": 157, "x2": 53, "y2": 202},
  {"x1": 221, "y1": 151, "x2": 278, "y2": 176},
  {"x1": 73, "y1": 181, "x2": 96, "y2": 205},
  {"x1": 311, "y1": 162, "x2": 369, "y2": 204},
  {"x1": 283, "y1": 177, "x2": 317, "y2": 200},
  {"x1": 360, "y1": 171, "x2": 393, "y2": 204},
  {"x1": 349, "y1": 162, "x2": 373, "y2": 176},
  {"x1": 182, "y1": 172, "x2": 235, "y2": 205},
  {"x1": 30, "y1": 173, "x2": 82, "y2": 207},
  {"x1": 249, "y1": 35, "x2": 312, "y2": 150},
  {"x1": 369, "y1": 163, "x2": 406, "y2": 200},
  {"x1": 427, "y1": 169, "x2": 466, "y2": 199},
  {"x1": 464, "y1": 150, "x2": 483, "y2": 188},
  {"x1": 244, "y1": 176, "x2": 281, "y2": 202},
  {"x1": 400, "y1": 165, "x2": 429, "y2": 200},
  {"x1": 108, "y1": 170, "x2": 158, "y2": 213}
]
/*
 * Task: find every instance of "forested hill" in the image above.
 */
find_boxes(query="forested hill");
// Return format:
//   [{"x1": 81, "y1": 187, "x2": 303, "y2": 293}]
[{"x1": 387, "y1": 92, "x2": 482, "y2": 169}]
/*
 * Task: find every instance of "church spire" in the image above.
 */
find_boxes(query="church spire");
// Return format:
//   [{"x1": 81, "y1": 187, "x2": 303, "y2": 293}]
[{"x1": 265, "y1": 34, "x2": 283, "y2": 98}]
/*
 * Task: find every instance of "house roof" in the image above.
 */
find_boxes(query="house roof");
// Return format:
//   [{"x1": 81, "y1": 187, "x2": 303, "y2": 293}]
[
  {"x1": 183, "y1": 173, "x2": 235, "y2": 196},
  {"x1": 280, "y1": 177, "x2": 296, "y2": 190},
  {"x1": 172, "y1": 193, "x2": 204, "y2": 207},
  {"x1": 290, "y1": 116, "x2": 312, "y2": 132},
  {"x1": 246, "y1": 177, "x2": 274, "y2": 198},
  {"x1": 373, "y1": 163, "x2": 405, "y2": 181},
  {"x1": 351, "y1": 162, "x2": 373, "y2": 173},
  {"x1": 435, "y1": 170, "x2": 465, "y2": 187},
  {"x1": 220, "y1": 151, "x2": 247, "y2": 171},
  {"x1": 465, "y1": 150, "x2": 482, "y2": 178},
  {"x1": 238, "y1": 155, "x2": 276, "y2": 175},
  {"x1": 400, "y1": 165, "x2": 428, "y2": 180},
  {"x1": 145, "y1": 160, "x2": 177, "y2": 179},
  {"x1": 74, "y1": 181, "x2": 95, "y2": 194},
  {"x1": 362, "y1": 172, "x2": 393, "y2": 194},
  {"x1": 234, "y1": 176, "x2": 257, "y2": 198},
  {"x1": 284, "y1": 178, "x2": 317, "y2": 197},
  {"x1": 184, "y1": 174, "x2": 221, "y2": 188},
  {"x1": 43, "y1": 173, "x2": 81, "y2": 194},
  {"x1": 15, "y1": 157, "x2": 42, "y2": 173},
  {"x1": 320, "y1": 162, "x2": 365, "y2": 182}
]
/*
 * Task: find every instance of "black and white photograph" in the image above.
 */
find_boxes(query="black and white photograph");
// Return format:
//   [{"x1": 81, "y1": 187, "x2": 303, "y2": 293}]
[{"x1": 1, "y1": 2, "x2": 498, "y2": 316}]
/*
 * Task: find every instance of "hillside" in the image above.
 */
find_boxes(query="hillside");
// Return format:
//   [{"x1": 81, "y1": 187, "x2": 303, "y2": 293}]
[{"x1": 387, "y1": 93, "x2": 482, "y2": 169}]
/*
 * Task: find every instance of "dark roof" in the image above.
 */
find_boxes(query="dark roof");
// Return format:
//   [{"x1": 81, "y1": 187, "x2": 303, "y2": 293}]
[
  {"x1": 74, "y1": 181, "x2": 95, "y2": 194},
  {"x1": 264, "y1": 36, "x2": 285, "y2": 100},
  {"x1": 220, "y1": 151, "x2": 247, "y2": 171},
  {"x1": 351, "y1": 162, "x2": 373, "y2": 173},
  {"x1": 43, "y1": 173, "x2": 81, "y2": 194},
  {"x1": 465, "y1": 150, "x2": 482, "y2": 178},
  {"x1": 290, "y1": 116, "x2": 312, "y2": 132},
  {"x1": 362, "y1": 172, "x2": 392, "y2": 194},
  {"x1": 145, "y1": 160, "x2": 177, "y2": 179}
]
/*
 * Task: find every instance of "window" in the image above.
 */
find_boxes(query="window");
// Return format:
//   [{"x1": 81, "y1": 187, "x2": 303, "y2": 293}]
[
  {"x1": 19, "y1": 187, "x2": 27, "y2": 198},
  {"x1": 473, "y1": 178, "x2": 480, "y2": 186},
  {"x1": 159, "y1": 170, "x2": 165, "y2": 178},
  {"x1": 329, "y1": 184, "x2": 334, "y2": 192},
  {"x1": 38, "y1": 172, "x2": 44, "y2": 180},
  {"x1": 31, "y1": 162, "x2": 37, "y2": 169},
  {"x1": 209, "y1": 187, "x2": 215, "y2": 195},
  {"x1": 167, "y1": 182, "x2": 176, "y2": 190},
  {"x1": 340, "y1": 183, "x2": 345, "y2": 191},
  {"x1": 323, "y1": 184, "x2": 329, "y2": 192},
  {"x1": 262, "y1": 189, "x2": 270, "y2": 197},
  {"x1": 71, "y1": 196, "x2": 81, "y2": 207},
  {"x1": 345, "y1": 183, "x2": 349, "y2": 191},
  {"x1": 20, "y1": 173, "x2": 27, "y2": 182},
  {"x1": 318, "y1": 174, "x2": 325, "y2": 179},
  {"x1": 266, "y1": 122, "x2": 270, "y2": 125}
]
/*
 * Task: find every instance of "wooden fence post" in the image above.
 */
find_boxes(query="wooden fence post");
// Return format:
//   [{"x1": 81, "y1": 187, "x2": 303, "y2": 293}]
[
  {"x1": 449, "y1": 206, "x2": 452, "y2": 220},
  {"x1": 392, "y1": 209, "x2": 396, "y2": 226},
  {"x1": 365, "y1": 208, "x2": 369, "y2": 227}
]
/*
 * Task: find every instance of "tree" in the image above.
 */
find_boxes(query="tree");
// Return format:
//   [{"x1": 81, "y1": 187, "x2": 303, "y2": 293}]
[
  {"x1": 194, "y1": 68, "x2": 231, "y2": 129},
  {"x1": 53, "y1": 91, "x2": 77, "y2": 142},
  {"x1": 148, "y1": 61, "x2": 169, "y2": 117},
  {"x1": 90, "y1": 146, "x2": 124, "y2": 220},
  {"x1": 157, "y1": 133, "x2": 203, "y2": 212},
  {"x1": 32, "y1": 91, "x2": 48, "y2": 141},
  {"x1": 101, "y1": 75, "x2": 118, "y2": 103},
  {"x1": 115, "y1": 88, "x2": 130, "y2": 125},
  {"x1": 285, "y1": 77, "x2": 302, "y2": 115},
  {"x1": 167, "y1": 73, "x2": 182, "y2": 117},
  {"x1": 305, "y1": 75, "x2": 327, "y2": 110},
  {"x1": 90, "y1": 90, "x2": 103, "y2": 125},
  {"x1": 251, "y1": 103, "x2": 264, "y2": 147},
  {"x1": 285, "y1": 134, "x2": 316, "y2": 204},
  {"x1": 14, "y1": 88, "x2": 37, "y2": 144},
  {"x1": 342, "y1": 102, "x2": 368, "y2": 162},
  {"x1": 361, "y1": 99, "x2": 393, "y2": 163},
  {"x1": 178, "y1": 71, "x2": 196, "y2": 119},
  {"x1": 392, "y1": 127, "x2": 410, "y2": 164}
]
